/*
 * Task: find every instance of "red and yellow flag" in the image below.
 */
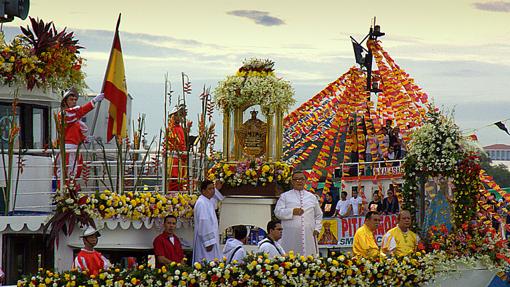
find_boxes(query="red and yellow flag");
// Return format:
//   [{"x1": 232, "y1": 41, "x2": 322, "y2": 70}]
[{"x1": 103, "y1": 14, "x2": 128, "y2": 142}]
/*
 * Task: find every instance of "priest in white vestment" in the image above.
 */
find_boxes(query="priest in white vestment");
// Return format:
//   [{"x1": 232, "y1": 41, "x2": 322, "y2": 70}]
[
  {"x1": 192, "y1": 180, "x2": 224, "y2": 263},
  {"x1": 274, "y1": 171, "x2": 323, "y2": 256}
]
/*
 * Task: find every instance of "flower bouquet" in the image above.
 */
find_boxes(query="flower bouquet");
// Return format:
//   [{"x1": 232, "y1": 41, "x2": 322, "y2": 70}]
[{"x1": 0, "y1": 17, "x2": 86, "y2": 91}]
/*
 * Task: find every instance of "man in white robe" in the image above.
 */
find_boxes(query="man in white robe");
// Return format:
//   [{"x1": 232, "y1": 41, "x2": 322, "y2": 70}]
[
  {"x1": 192, "y1": 180, "x2": 224, "y2": 263},
  {"x1": 274, "y1": 171, "x2": 323, "y2": 256}
]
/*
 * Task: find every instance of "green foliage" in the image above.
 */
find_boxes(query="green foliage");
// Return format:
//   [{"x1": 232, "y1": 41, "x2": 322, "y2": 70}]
[{"x1": 479, "y1": 152, "x2": 510, "y2": 188}]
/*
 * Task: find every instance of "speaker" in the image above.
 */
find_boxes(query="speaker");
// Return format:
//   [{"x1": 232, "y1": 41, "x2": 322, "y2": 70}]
[{"x1": 0, "y1": 0, "x2": 30, "y2": 22}]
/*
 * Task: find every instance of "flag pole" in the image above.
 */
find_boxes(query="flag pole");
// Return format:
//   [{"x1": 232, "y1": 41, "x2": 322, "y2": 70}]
[{"x1": 90, "y1": 13, "x2": 122, "y2": 137}]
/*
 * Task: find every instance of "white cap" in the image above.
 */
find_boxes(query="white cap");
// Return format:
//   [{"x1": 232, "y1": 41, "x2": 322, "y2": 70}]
[
  {"x1": 80, "y1": 225, "x2": 102, "y2": 238},
  {"x1": 170, "y1": 104, "x2": 186, "y2": 115},
  {"x1": 62, "y1": 87, "x2": 79, "y2": 100}
]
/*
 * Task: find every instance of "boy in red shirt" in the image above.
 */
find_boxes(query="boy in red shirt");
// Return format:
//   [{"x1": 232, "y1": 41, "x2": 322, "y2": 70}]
[
  {"x1": 153, "y1": 215, "x2": 185, "y2": 267},
  {"x1": 73, "y1": 226, "x2": 111, "y2": 275}
]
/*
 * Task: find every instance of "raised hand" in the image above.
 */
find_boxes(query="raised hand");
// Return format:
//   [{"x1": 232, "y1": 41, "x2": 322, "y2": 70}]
[{"x1": 92, "y1": 93, "x2": 105, "y2": 103}]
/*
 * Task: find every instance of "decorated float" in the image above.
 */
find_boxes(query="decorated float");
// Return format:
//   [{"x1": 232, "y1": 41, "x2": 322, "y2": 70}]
[
  {"x1": 6, "y1": 15, "x2": 510, "y2": 287},
  {"x1": 0, "y1": 17, "x2": 202, "y2": 284}
]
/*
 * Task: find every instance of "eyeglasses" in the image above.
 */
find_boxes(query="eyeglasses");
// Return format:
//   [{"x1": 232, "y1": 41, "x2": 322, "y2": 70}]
[{"x1": 292, "y1": 178, "x2": 306, "y2": 181}]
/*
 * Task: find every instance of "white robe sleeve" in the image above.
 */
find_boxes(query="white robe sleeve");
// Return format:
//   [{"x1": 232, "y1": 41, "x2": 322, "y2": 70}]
[
  {"x1": 73, "y1": 256, "x2": 87, "y2": 271},
  {"x1": 274, "y1": 192, "x2": 294, "y2": 220},
  {"x1": 214, "y1": 188, "x2": 224, "y2": 200},
  {"x1": 197, "y1": 201, "x2": 217, "y2": 247},
  {"x1": 313, "y1": 198, "x2": 323, "y2": 232},
  {"x1": 101, "y1": 255, "x2": 111, "y2": 270},
  {"x1": 211, "y1": 188, "x2": 225, "y2": 207},
  {"x1": 210, "y1": 188, "x2": 225, "y2": 208},
  {"x1": 381, "y1": 232, "x2": 396, "y2": 254}
]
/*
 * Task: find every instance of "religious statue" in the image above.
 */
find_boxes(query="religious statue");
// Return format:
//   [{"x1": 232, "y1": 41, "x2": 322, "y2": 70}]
[{"x1": 236, "y1": 110, "x2": 267, "y2": 158}]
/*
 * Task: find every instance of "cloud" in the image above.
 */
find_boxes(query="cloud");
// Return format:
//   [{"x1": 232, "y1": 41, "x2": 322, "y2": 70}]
[
  {"x1": 473, "y1": 1, "x2": 510, "y2": 12},
  {"x1": 3, "y1": 24, "x2": 509, "y2": 146},
  {"x1": 227, "y1": 10, "x2": 285, "y2": 26}
]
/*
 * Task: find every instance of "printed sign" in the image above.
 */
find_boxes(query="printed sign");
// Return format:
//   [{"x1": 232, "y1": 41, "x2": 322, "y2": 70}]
[
  {"x1": 318, "y1": 219, "x2": 338, "y2": 245},
  {"x1": 318, "y1": 214, "x2": 398, "y2": 247},
  {"x1": 373, "y1": 166, "x2": 402, "y2": 176}
]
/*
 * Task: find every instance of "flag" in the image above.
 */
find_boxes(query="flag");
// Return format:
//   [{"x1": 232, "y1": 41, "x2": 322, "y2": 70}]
[
  {"x1": 103, "y1": 14, "x2": 128, "y2": 142},
  {"x1": 494, "y1": 121, "x2": 510, "y2": 136}
]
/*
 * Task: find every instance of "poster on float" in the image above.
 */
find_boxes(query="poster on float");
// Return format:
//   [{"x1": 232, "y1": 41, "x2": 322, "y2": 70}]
[{"x1": 318, "y1": 214, "x2": 398, "y2": 247}]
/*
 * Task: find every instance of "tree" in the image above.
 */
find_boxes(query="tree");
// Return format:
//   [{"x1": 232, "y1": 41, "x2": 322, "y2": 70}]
[{"x1": 479, "y1": 152, "x2": 510, "y2": 188}]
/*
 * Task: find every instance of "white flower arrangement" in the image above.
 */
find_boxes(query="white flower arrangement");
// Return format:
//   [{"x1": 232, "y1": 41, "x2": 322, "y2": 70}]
[
  {"x1": 214, "y1": 58, "x2": 295, "y2": 115},
  {"x1": 405, "y1": 108, "x2": 464, "y2": 173}
]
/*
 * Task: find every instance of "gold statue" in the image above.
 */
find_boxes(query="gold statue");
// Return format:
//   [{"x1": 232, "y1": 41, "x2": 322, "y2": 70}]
[{"x1": 236, "y1": 110, "x2": 267, "y2": 158}]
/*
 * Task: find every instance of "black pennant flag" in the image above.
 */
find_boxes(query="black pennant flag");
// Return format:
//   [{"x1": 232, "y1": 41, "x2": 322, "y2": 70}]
[{"x1": 494, "y1": 121, "x2": 510, "y2": 135}]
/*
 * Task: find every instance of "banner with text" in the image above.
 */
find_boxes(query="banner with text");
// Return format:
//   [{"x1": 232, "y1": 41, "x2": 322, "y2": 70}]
[{"x1": 318, "y1": 215, "x2": 398, "y2": 247}]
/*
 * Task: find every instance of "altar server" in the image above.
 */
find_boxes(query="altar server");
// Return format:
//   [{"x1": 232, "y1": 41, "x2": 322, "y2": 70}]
[{"x1": 192, "y1": 180, "x2": 224, "y2": 263}]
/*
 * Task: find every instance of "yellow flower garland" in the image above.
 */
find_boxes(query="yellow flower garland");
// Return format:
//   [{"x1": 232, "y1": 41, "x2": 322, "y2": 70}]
[{"x1": 54, "y1": 189, "x2": 198, "y2": 221}]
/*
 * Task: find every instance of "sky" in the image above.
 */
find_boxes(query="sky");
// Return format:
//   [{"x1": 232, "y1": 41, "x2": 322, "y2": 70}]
[{"x1": 6, "y1": 0, "x2": 510, "y2": 147}]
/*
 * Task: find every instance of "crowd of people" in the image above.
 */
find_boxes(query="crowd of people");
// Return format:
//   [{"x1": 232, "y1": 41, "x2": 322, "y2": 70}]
[
  {"x1": 383, "y1": 120, "x2": 405, "y2": 161},
  {"x1": 320, "y1": 186, "x2": 401, "y2": 218},
  {"x1": 344, "y1": 118, "x2": 406, "y2": 177},
  {"x1": 71, "y1": 171, "x2": 412, "y2": 276}
]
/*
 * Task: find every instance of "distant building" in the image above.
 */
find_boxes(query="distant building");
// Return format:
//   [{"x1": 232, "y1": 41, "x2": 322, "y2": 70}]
[{"x1": 484, "y1": 144, "x2": 510, "y2": 161}]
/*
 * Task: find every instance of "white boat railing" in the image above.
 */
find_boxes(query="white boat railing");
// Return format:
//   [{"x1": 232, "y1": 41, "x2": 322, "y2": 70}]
[
  {"x1": 0, "y1": 148, "x2": 208, "y2": 213},
  {"x1": 0, "y1": 148, "x2": 403, "y2": 213},
  {"x1": 333, "y1": 159, "x2": 404, "y2": 178}
]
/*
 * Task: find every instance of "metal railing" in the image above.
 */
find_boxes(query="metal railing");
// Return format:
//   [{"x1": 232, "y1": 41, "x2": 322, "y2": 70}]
[
  {"x1": 0, "y1": 148, "x2": 208, "y2": 212},
  {"x1": 333, "y1": 159, "x2": 404, "y2": 178}
]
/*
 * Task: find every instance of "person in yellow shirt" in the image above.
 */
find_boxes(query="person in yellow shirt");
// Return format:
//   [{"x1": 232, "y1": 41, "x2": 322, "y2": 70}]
[
  {"x1": 353, "y1": 211, "x2": 382, "y2": 258},
  {"x1": 381, "y1": 210, "x2": 420, "y2": 257}
]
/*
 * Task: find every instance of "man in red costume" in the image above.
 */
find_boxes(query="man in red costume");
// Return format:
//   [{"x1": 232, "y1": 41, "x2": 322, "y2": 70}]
[
  {"x1": 153, "y1": 215, "x2": 185, "y2": 267},
  {"x1": 167, "y1": 105, "x2": 187, "y2": 192},
  {"x1": 58, "y1": 87, "x2": 104, "y2": 179},
  {"x1": 73, "y1": 226, "x2": 111, "y2": 275}
]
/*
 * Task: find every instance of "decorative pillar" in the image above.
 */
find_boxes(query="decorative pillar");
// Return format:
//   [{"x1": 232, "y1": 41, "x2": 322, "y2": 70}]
[
  {"x1": 222, "y1": 111, "x2": 230, "y2": 160},
  {"x1": 233, "y1": 108, "x2": 243, "y2": 160},
  {"x1": 275, "y1": 110, "x2": 283, "y2": 160},
  {"x1": 266, "y1": 113, "x2": 273, "y2": 160}
]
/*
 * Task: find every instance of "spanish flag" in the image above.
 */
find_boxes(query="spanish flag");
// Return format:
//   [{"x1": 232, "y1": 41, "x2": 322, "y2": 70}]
[{"x1": 103, "y1": 14, "x2": 128, "y2": 142}]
